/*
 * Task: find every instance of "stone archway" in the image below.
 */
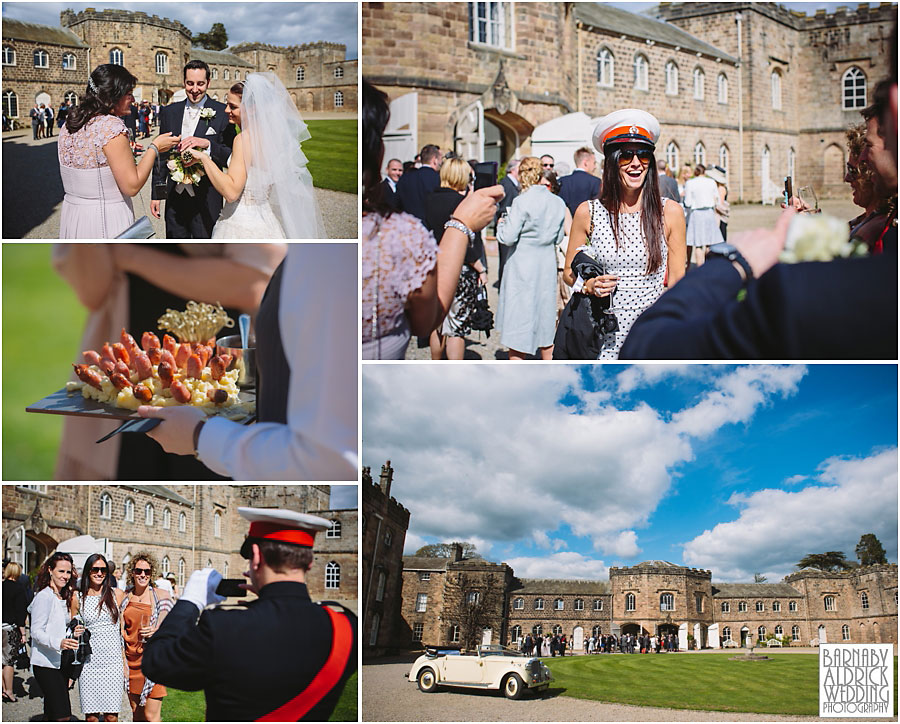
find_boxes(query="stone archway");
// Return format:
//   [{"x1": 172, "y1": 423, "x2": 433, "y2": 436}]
[{"x1": 306, "y1": 92, "x2": 315, "y2": 112}]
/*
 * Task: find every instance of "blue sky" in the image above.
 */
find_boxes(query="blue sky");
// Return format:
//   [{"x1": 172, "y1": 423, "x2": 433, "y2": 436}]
[
  {"x1": 1, "y1": 2, "x2": 358, "y2": 59},
  {"x1": 329, "y1": 484, "x2": 357, "y2": 510},
  {"x1": 363, "y1": 365, "x2": 897, "y2": 583}
]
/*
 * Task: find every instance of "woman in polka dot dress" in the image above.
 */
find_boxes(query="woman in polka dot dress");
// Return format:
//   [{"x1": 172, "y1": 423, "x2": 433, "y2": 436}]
[{"x1": 564, "y1": 109, "x2": 687, "y2": 358}]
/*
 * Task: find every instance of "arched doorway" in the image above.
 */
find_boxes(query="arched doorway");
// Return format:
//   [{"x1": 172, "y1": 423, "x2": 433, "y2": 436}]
[
  {"x1": 36, "y1": 91, "x2": 51, "y2": 108},
  {"x1": 693, "y1": 623, "x2": 707, "y2": 649},
  {"x1": 823, "y1": 143, "x2": 844, "y2": 195},
  {"x1": 306, "y1": 92, "x2": 315, "y2": 112},
  {"x1": 818, "y1": 624, "x2": 827, "y2": 644},
  {"x1": 157, "y1": 88, "x2": 173, "y2": 105},
  {"x1": 572, "y1": 626, "x2": 584, "y2": 651},
  {"x1": 621, "y1": 623, "x2": 647, "y2": 637},
  {"x1": 740, "y1": 625, "x2": 750, "y2": 647},
  {"x1": 761, "y1": 146, "x2": 771, "y2": 203}
]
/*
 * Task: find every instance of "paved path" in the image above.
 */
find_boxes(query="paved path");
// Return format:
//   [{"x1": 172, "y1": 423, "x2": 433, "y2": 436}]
[
  {"x1": 1, "y1": 129, "x2": 356, "y2": 239},
  {"x1": 405, "y1": 198, "x2": 859, "y2": 360},
  {"x1": 362, "y1": 654, "x2": 878, "y2": 723}
]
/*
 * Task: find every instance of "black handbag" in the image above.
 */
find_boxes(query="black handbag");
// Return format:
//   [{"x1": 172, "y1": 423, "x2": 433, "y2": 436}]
[
  {"x1": 553, "y1": 250, "x2": 619, "y2": 359},
  {"x1": 59, "y1": 618, "x2": 91, "y2": 684},
  {"x1": 468, "y1": 284, "x2": 494, "y2": 336}
]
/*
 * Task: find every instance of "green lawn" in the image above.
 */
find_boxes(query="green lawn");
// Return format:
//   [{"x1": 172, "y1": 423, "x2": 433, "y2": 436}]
[
  {"x1": 544, "y1": 653, "x2": 897, "y2": 717},
  {"x1": 162, "y1": 673, "x2": 357, "y2": 721},
  {"x1": 305, "y1": 119, "x2": 357, "y2": 195},
  {"x1": 2, "y1": 244, "x2": 88, "y2": 481}
]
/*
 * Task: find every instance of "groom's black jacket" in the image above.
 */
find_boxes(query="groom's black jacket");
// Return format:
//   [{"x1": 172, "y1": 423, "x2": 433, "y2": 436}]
[{"x1": 152, "y1": 97, "x2": 235, "y2": 238}]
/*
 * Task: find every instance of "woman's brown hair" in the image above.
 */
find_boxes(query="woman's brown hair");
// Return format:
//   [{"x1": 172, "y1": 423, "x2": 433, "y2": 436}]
[{"x1": 34, "y1": 552, "x2": 76, "y2": 607}]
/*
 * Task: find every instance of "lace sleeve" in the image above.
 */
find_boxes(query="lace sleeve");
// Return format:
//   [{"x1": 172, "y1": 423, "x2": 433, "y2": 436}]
[
  {"x1": 390, "y1": 213, "x2": 439, "y2": 300},
  {"x1": 93, "y1": 115, "x2": 128, "y2": 151}
]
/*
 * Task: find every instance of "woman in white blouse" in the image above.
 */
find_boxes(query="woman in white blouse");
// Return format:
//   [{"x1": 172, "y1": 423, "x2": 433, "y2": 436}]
[
  {"x1": 682, "y1": 165, "x2": 725, "y2": 267},
  {"x1": 30, "y1": 552, "x2": 83, "y2": 722}
]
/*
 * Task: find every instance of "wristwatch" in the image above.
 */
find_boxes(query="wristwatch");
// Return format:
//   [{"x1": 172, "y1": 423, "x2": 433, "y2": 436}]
[{"x1": 706, "y1": 243, "x2": 754, "y2": 282}]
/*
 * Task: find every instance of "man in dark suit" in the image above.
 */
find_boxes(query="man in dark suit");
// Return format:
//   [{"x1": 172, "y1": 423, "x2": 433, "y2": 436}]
[
  {"x1": 657, "y1": 160, "x2": 681, "y2": 203},
  {"x1": 396, "y1": 144, "x2": 442, "y2": 222},
  {"x1": 150, "y1": 60, "x2": 234, "y2": 238},
  {"x1": 29, "y1": 103, "x2": 42, "y2": 140},
  {"x1": 558, "y1": 146, "x2": 601, "y2": 215},
  {"x1": 380, "y1": 158, "x2": 403, "y2": 209},
  {"x1": 495, "y1": 158, "x2": 520, "y2": 286},
  {"x1": 143, "y1": 507, "x2": 356, "y2": 722}
]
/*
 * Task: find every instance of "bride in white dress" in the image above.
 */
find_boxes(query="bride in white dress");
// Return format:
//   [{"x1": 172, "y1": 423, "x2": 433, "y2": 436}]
[{"x1": 189, "y1": 72, "x2": 325, "y2": 238}]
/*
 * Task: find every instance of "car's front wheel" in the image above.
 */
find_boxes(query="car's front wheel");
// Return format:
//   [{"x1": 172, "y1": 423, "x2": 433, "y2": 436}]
[
  {"x1": 417, "y1": 667, "x2": 438, "y2": 693},
  {"x1": 502, "y1": 673, "x2": 525, "y2": 700}
]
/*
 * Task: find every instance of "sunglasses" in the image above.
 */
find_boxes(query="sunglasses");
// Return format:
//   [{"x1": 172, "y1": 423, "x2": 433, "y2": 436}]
[
  {"x1": 134, "y1": 567, "x2": 152, "y2": 575},
  {"x1": 90, "y1": 566, "x2": 108, "y2": 574},
  {"x1": 542, "y1": 163, "x2": 554, "y2": 168},
  {"x1": 616, "y1": 149, "x2": 653, "y2": 166}
]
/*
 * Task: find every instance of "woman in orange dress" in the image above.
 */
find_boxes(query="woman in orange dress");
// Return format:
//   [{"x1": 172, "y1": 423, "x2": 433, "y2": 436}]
[{"x1": 120, "y1": 553, "x2": 171, "y2": 722}]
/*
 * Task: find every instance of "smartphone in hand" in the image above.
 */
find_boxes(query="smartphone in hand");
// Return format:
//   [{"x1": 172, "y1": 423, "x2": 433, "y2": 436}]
[
  {"x1": 473, "y1": 161, "x2": 498, "y2": 191},
  {"x1": 215, "y1": 578, "x2": 248, "y2": 598}
]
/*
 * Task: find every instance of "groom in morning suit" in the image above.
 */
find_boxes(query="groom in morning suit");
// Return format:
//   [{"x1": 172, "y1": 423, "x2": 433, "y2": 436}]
[{"x1": 151, "y1": 60, "x2": 234, "y2": 238}]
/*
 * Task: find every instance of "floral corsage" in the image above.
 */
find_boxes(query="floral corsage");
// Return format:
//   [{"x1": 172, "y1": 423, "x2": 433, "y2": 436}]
[{"x1": 779, "y1": 213, "x2": 868, "y2": 263}]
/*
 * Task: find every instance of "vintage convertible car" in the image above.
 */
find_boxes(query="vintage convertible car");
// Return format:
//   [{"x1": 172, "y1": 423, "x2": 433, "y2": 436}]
[{"x1": 408, "y1": 644, "x2": 553, "y2": 699}]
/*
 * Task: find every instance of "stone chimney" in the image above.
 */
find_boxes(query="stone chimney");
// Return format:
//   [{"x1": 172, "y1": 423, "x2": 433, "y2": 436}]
[
  {"x1": 453, "y1": 543, "x2": 464, "y2": 562},
  {"x1": 379, "y1": 460, "x2": 394, "y2": 497}
]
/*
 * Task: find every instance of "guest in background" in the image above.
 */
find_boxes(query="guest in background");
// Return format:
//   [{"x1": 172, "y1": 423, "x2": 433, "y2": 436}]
[
  {"x1": 2, "y1": 562, "x2": 27, "y2": 703},
  {"x1": 496, "y1": 159, "x2": 521, "y2": 287},
  {"x1": 381, "y1": 158, "x2": 403, "y2": 209},
  {"x1": 683, "y1": 164, "x2": 724, "y2": 266},
  {"x1": 706, "y1": 166, "x2": 730, "y2": 241},
  {"x1": 657, "y1": 160, "x2": 681, "y2": 203},
  {"x1": 44, "y1": 103, "x2": 55, "y2": 137},
  {"x1": 396, "y1": 144, "x2": 442, "y2": 222},
  {"x1": 558, "y1": 146, "x2": 601, "y2": 215}
]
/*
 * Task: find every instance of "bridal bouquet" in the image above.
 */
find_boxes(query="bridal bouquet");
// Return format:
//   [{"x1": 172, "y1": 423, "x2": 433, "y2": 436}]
[{"x1": 167, "y1": 150, "x2": 206, "y2": 187}]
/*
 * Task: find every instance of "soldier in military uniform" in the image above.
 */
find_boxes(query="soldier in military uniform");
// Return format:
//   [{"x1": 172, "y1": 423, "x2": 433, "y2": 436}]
[{"x1": 142, "y1": 507, "x2": 356, "y2": 721}]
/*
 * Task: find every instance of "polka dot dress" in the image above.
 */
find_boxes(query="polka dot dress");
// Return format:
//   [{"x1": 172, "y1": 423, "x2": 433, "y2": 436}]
[
  {"x1": 77, "y1": 593, "x2": 125, "y2": 715},
  {"x1": 586, "y1": 199, "x2": 667, "y2": 359}
]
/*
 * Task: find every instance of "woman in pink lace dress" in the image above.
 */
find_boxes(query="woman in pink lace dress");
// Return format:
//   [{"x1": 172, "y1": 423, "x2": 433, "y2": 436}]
[{"x1": 58, "y1": 64, "x2": 179, "y2": 238}]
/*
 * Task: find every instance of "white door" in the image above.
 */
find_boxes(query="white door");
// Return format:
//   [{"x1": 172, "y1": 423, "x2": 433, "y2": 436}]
[
  {"x1": 677, "y1": 623, "x2": 688, "y2": 651},
  {"x1": 693, "y1": 623, "x2": 703, "y2": 649},
  {"x1": 573, "y1": 626, "x2": 584, "y2": 651},
  {"x1": 455, "y1": 100, "x2": 484, "y2": 161},
  {"x1": 708, "y1": 623, "x2": 719, "y2": 649},
  {"x1": 818, "y1": 625, "x2": 827, "y2": 644},
  {"x1": 761, "y1": 146, "x2": 771, "y2": 203},
  {"x1": 481, "y1": 627, "x2": 492, "y2": 646},
  {"x1": 382, "y1": 92, "x2": 417, "y2": 174}
]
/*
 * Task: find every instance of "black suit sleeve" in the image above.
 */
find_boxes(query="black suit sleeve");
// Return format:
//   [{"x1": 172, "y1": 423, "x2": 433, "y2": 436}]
[{"x1": 142, "y1": 599, "x2": 214, "y2": 691}]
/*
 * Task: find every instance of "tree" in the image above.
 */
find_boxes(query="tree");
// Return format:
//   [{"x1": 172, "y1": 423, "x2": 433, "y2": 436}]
[
  {"x1": 414, "y1": 542, "x2": 482, "y2": 560},
  {"x1": 753, "y1": 573, "x2": 768, "y2": 583},
  {"x1": 796, "y1": 551, "x2": 853, "y2": 572},
  {"x1": 447, "y1": 571, "x2": 505, "y2": 651},
  {"x1": 855, "y1": 534, "x2": 888, "y2": 566},
  {"x1": 192, "y1": 23, "x2": 228, "y2": 50}
]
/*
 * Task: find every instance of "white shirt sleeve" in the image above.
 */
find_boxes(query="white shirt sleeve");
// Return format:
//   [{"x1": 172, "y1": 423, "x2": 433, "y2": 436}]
[
  {"x1": 197, "y1": 244, "x2": 358, "y2": 480},
  {"x1": 29, "y1": 589, "x2": 60, "y2": 651}
]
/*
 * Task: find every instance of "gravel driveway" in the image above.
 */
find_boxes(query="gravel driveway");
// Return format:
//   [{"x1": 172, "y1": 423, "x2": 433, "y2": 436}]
[{"x1": 362, "y1": 659, "x2": 874, "y2": 723}]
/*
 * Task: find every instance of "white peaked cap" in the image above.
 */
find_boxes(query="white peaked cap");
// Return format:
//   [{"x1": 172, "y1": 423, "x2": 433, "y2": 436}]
[
  {"x1": 592, "y1": 109, "x2": 661, "y2": 152},
  {"x1": 238, "y1": 506, "x2": 330, "y2": 549}
]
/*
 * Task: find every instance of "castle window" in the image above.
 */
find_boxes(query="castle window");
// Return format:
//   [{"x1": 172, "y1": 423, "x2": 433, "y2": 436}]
[
  {"x1": 419, "y1": 572, "x2": 431, "y2": 581},
  {"x1": 597, "y1": 48, "x2": 614, "y2": 87},
  {"x1": 842, "y1": 66, "x2": 866, "y2": 110},
  {"x1": 234, "y1": 71, "x2": 240, "y2": 80},
  {"x1": 774, "y1": 625, "x2": 783, "y2": 636},
  {"x1": 771, "y1": 69, "x2": 782, "y2": 110},
  {"x1": 660, "y1": 593, "x2": 674, "y2": 611},
  {"x1": 824, "y1": 596, "x2": 836, "y2": 612},
  {"x1": 552, "y1": 624, "x2": 562, "y2": 636},
  {"x1": 384, "y1": 529, "x2": 392, "y2": 547},
  {"x1": 99, "y1": 493, "x2": 112, "y2": 519},
  {"x1": 451, "y1": 624, "x2": 460, "y2": 643},
  {"x1": 369, "y1": 613, "x2": 381, "y2": 645},
  {"x1": 155, "y1": 52, "x2": 168, "y2": 75},
  {"x1": 693, "y1": 141, "x2": 706, "y2": 167},
  {"x1": 179, "y1": 511, "x2": 186, "y2": 532},
  {"x1": 694, "y1": 593, "x2": 703, "y2": 613},
  {"x1": 468, "y1": 1, "x2": 513, "y2": 51},
  {"x1": 666, "y1": 141, "x2": 679, "y2": 171},
  {"x1": 466, "y1": 591, "x2": 480, "y2": 605},
  {"x1": 62, "y1": 53, "x2": 76, "y2": 71},
  {"x1": 212, "y1": 68, "x2": 218, "y2": 80},
  {"x1": 860, "y1": 592, "x2": 869, "y2": 610},
  {"x1": 296, "y1": 66, "x2": 305, "y2": 82},
  {"x1": 757, "y1": 626, "x2": 766, "y2": 640},
  {"x1": 625, "y1": 593, "x2": 635, "y2": 611},
  {"x1": 772, "y1": 601, "x2": 781, "y2": 612},
  {"x1": 532, "y1": 624, "x2": 542, "y2": 637},
  {"x1": 19, "y1": 485, "x2": 47, "y2": 493},
  {"x1": 224, "y1": 69, "x2": 230, "y2": 81},
  {"x1": 334, "y1": 91, "x2": 344, "y2": 108},
  {"x1": 755, "y1": 601, "x2": 764, "y2": 612},
  {"x1": 791, "y1": 625, "x2": 800, "y2": 641},
  {"x1": 665, "y1": 61, "x2": 678, "y2": 95},
  {"x1": 592, "y1": 625, "x2": 602, "y2": 638},
  {"x1": 554, "y1": 598, "x2": 564, "y2": 611},
  {"x1": 145, "y1": 503, "x2": 154, "y2": 526},
  {"x1": 593, "y1": 599, "x2": 603, "y2": 611},
  {"x1": 375, "y1": 571, "x2": 386, "y2": 601},
  {"x1": 2, "y1": 46, "x2": 15, "y2": 66},
  {"x1": 416, "y1": 594, "x2": 427, "y2": 612},
  {"x1": 325, "y1": 561, "x2": 340, "y2": 589},
  {"x1": 842, "y1": 624, "x2": 850, "y2": 640},
  {"x1": 574, "y1": 598, "x2": 584, "y2": 611},
  {"x1": 722, "y1": 626, "x2": 731, "y2": 641},
  {"x1": 224, "y1": 561, "x2": 228, "y2": 577},
  {"x1": 161, "y1": 556, "x2": 170, "y2": 576},
  {"x1": 789, "y1": 600, "x2": 797, "y2": 612},
  {"x1": 693, "y1": 67, "x2": 705, "y2": 100},
  {"x1": 334, "y1": 65, "x2": 343, "y2": 79},
  {"x1": 162, "y1": 508, "x2": 171, "y2": 530},
  {"x1": 510, "y1": 625, "x2": 522, "y2": 643},
  {"x1": 721, "y1": 601, "x2": 730, "y2": 613},
  {"x1": 178, "y1": 558, "x2": 185, "y2": 587},
  {"x1": 109, "y1": 48, "x2": 123, "y2": 66},
  {"x1": 738, "y1": 601, "x2": 747, "y2": 612},
  {"x1": 513, "y1": 597, "x2": 524, "y2": 610},
  {"x1": 64, "y1": 90, "x2": 78, "y2": 105},
  {"x1": 412, "y1": 622, "x2": 423, "y2": 642},
  {"x1": 534, "y1": 597, "x2": 544, "y2": 610},
  {"x1": 124, "y1": 498, "x2": 134, "y2": 522},
  {"x1": 717, "y1": 72, "x2": 728, "y2": 104},
  {"x1": 326, "y1": 519, "x2": 341, "y2": 538},
  {"x1": 213, "y1": 511, "x2": 221, "y2": 537},
  {"x1": 719, "y1": 145, "x2": 729, "y2": 177},
  {"x1": 633, "y1": 54, "x2": 648, "y2": 91},
  {"x1": 33, "y1": 49, "x2": 49, "y2": 68}
]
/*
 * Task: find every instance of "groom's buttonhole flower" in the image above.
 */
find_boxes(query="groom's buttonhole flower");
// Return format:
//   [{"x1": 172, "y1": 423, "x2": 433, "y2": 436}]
[{"x1": 200, "y1": 108, "x2": 216, "y2": 120}]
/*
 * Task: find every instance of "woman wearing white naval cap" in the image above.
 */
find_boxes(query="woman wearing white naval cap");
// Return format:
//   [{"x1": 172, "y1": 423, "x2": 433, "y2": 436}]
[
  {"x1": 142, "y1": 507, "x2": 357, "y2": 721},
  {"x1": 563, "y1": 109, "x2": 686, "y2": 358}
]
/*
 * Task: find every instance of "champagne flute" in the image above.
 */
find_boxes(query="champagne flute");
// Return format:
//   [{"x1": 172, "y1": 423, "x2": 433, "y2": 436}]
[
  {"x1": 71, "y1": 616, "x2": 83, "y2": 665},
  {"x1": 798, "y1": 185, "x2": 820, "y2": 213},
  {"x1": 139, "y1": 614, "x2": 150, "y2": 646}
]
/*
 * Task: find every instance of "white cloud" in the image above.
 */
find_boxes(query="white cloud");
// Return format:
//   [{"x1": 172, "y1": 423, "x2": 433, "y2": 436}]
[
  {"x1": 505, "y1": 552, "x2": 610, "y2": 580},
  {"x1": 783, "y1": 474, "x2": 808, "y2": 486},
  {"x1": 365, "y1": 365, "x2": 805, "y2": 563},
  {"x1": 402, "y1": 532, "x2": 428, "y2": 556},
  {"x1": 614, "y1": 364, "x2": 699, "y2": 394},
  {"x1": 681, "y1": 447, "x2": 898, "y2": 581}
]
